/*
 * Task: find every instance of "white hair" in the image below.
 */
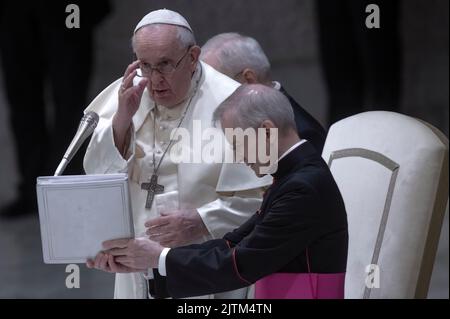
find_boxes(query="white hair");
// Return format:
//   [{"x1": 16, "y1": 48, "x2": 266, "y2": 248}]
[
  {"x1": 201, "y1": 33, "x2": 271, "y2": 82},
  {"x1": 213, "y1": 84, "x2": 297, "y2": 135},
  {"x1": 175, "y1": 25, "x2": 196, "y2": 47},
  {"x1": 132, "y1": 24, "x2": 196, "y2": 50}
]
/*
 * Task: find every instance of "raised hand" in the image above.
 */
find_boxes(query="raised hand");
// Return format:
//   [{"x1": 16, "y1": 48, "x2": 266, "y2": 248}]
[{"x1": 112, "y1": 61, "x2": 148, "y2": 155}]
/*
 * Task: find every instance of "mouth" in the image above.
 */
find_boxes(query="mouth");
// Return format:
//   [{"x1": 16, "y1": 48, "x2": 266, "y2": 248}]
[{"x1": 153, "y1": 88, "x2": 171, "y2": 97}]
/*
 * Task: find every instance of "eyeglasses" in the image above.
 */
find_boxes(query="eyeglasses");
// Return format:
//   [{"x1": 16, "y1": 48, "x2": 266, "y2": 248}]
[{"x1": 137, "y1": 46, "x2": 192, "y2": 77}]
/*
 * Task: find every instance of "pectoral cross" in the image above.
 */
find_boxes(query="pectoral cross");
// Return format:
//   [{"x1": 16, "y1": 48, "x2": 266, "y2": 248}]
[{"x1": 141, "y1": 174, "x2": 164, "y2": 209}]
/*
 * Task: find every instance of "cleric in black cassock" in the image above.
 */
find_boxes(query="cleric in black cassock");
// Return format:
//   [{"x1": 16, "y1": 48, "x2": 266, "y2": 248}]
[{"x1": 88, "y1": 84, "x2": 348, "y2": 299}]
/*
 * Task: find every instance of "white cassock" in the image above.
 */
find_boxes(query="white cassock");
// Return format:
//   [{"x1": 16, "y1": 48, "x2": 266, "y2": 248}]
[{"x1": 83, "y1": 61, "x2": 272, "y2": 299}]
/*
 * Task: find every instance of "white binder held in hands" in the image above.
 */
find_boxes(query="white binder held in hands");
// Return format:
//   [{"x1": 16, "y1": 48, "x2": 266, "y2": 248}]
[{"x1": 36, "y1": 173, "x2": 134, "y2": 264}]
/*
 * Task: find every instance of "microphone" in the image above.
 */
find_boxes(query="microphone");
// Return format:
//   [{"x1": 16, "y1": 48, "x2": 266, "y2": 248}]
[{"x1": 54, "y1": 112, "x2": 99, "y2": 176}]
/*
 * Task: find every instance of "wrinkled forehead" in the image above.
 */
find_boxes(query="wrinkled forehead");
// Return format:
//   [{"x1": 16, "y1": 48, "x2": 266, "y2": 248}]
[{"x1": 133, "y1": 24, "x2": 183, "y2": 55}]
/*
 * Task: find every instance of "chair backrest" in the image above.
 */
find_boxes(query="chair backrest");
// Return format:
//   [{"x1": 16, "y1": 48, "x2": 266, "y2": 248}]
[{"x1": 322, "y1": 111, "x2": 448, "y2": 298}]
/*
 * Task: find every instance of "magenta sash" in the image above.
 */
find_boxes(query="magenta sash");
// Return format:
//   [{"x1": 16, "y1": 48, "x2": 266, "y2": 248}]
[{"x1": 255, "y1": 273, "x2": 345, "y2": 299}]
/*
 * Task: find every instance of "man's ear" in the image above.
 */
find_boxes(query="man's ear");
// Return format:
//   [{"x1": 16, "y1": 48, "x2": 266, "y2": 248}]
[
  {"x1": 242, "y1": 68, "x2": 259, "y2": 84},
  {"x1": 189, "y1": 46, "x2": 201, "y2": 68},
  {"x1": 260, "y1": 120, "x2": 276, "y2": 138},
  {"x1": 261, "y1": 120, "x2": 276, "y2": 129}
]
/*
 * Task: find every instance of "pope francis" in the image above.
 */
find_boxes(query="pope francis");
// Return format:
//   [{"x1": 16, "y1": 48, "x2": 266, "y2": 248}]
[{"x1": 83, "y1": 9, "x2": 271, "y2": 298}]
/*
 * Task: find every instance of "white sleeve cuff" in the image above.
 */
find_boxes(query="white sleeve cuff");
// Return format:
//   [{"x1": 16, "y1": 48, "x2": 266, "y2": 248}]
[{"x1": 157, "y1": 248, "x2": 171, "y2": 277}]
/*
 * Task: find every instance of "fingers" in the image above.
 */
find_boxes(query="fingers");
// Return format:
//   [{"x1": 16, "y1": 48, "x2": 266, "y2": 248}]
[
  {"x1": 102, "y1": 253, "x2": 111, "y2": 272},
  {"x1": 93, "y1": 253, "x2": 103, "y2": 269},
  {"x1": 87, "y1": 252, "x2": 111, "y2": 272},
  {"x1": 137, "y1": 78, "x2": 148, "y2": 91},
  {"x1": 87, "y1": 249, "x2": 140, "y2": 273},
  {"x1": 148, "y1": 232, "x2": 174, "y2": 245},
  {"x1": 145, "y1": 216, "x2": 172, "y2": 228},
  {"x1": 95, "y1": 252, "x2": 109, "y2": 271},
  {"x1": 115, "y1": 256, "x2": 133, "y2": 264},
  {"x1": 146, "y1": 223, "x2": 170, "y2": 234},
  {"x1": 120, "y1": 76, "x2": 148, "y2": 108},
  {"x1": 159, "y1": 211, "x2": 176, "y2": 217},
  {"x1": 147, "y1": 231, "x2": 165, "y2": 240},
  {"x1": 107, "y1": 247, "x2": 130, "y2": 256},
  {"x1": 114, "y1": 257, "x2": 145, "y2": 272},
  {"x1": 102, "y1": 238, "x2": 130, "y2": 250},
  {"x1": 107, "y1": 255, "x2": 120, "y2": 272},
  {"x1": 121, "y1": 70, "x2": 138, "y2": 93},
  {"x1": 119, "y1": 61, "x2": 147, "y2": 100},
  {"x1": 86, "y1": 259, "x2": 94, "y2": 269},
  {"x1": 132, "y1": 78, "x2": 148, "y2": 100},
  {"x1": 108, "y1": 255, "x2": 134, "y2": 273},
  {"x1": 123, "y1": 60, "x2": 140, "y2": 80},
  {"x1": 146, "y1": 224, "x2": 171, "y2": 236}
]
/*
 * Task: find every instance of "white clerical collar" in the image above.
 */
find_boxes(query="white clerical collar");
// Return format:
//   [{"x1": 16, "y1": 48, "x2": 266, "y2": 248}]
[
  {"x1": 265, "y1": 139, "x2": 307, "y2": 175},
  {"x1": 272, "y1": 81, "x2": 282, "y2": 91},
  {"x1": 278, "y1": 139, "x2": 308, "y2": 162}
]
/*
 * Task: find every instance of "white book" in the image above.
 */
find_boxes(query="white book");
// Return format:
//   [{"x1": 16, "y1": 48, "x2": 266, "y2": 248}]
[{"x1": 36, "y1": 174, "x2": 134, "y2": 264}]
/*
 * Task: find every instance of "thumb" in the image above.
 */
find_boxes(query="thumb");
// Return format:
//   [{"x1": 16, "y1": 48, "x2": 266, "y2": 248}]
[{"x1": 138, "y1": 78, "x2": 148, "y2": 92}]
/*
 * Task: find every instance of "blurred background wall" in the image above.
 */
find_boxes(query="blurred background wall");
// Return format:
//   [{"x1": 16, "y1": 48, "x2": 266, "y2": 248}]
[{"x1": 0, "y1": 0, "x2": 447, "y2": 298}]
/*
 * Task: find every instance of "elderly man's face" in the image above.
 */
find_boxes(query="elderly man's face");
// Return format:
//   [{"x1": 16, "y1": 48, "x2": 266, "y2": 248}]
[{"x1": 134, "y1": 25, "x2": 200, "y2": 108}]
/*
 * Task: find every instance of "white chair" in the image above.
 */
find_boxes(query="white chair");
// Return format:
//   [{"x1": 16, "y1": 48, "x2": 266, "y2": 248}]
[{"x1": 322, "y1": 111, "x2": 448, "y2": 299}]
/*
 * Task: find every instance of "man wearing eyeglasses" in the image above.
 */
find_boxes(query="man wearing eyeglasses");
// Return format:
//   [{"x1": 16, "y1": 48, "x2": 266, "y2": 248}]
[{"x1": 83, "y1": 9, "x2": 271, "y2": 299}]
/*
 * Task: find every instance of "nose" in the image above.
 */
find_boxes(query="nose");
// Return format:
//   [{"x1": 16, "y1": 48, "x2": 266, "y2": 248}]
[{"x1": 150, "y1": 69, "x2": 165, "y2": 84}]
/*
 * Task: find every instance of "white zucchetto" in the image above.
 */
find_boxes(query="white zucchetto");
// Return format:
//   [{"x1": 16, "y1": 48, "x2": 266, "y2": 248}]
[{"x1": 134, "y1": 9, "x2": 193, "y2": 34}]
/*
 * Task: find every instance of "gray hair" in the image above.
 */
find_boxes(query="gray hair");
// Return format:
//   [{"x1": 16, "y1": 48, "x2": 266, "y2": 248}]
[
  {"x1": 201, "y1": 33, "x2": 271, "y2": 82},
  {"x1": 175, "y1": 25, "x2": 196, "y2": 47},
  {"x1": 132, "y1": 24, "x2": 196, "y2": 50},
  {"x1": 213, "y1": 84, "x2": 297, "y2": 135}
]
